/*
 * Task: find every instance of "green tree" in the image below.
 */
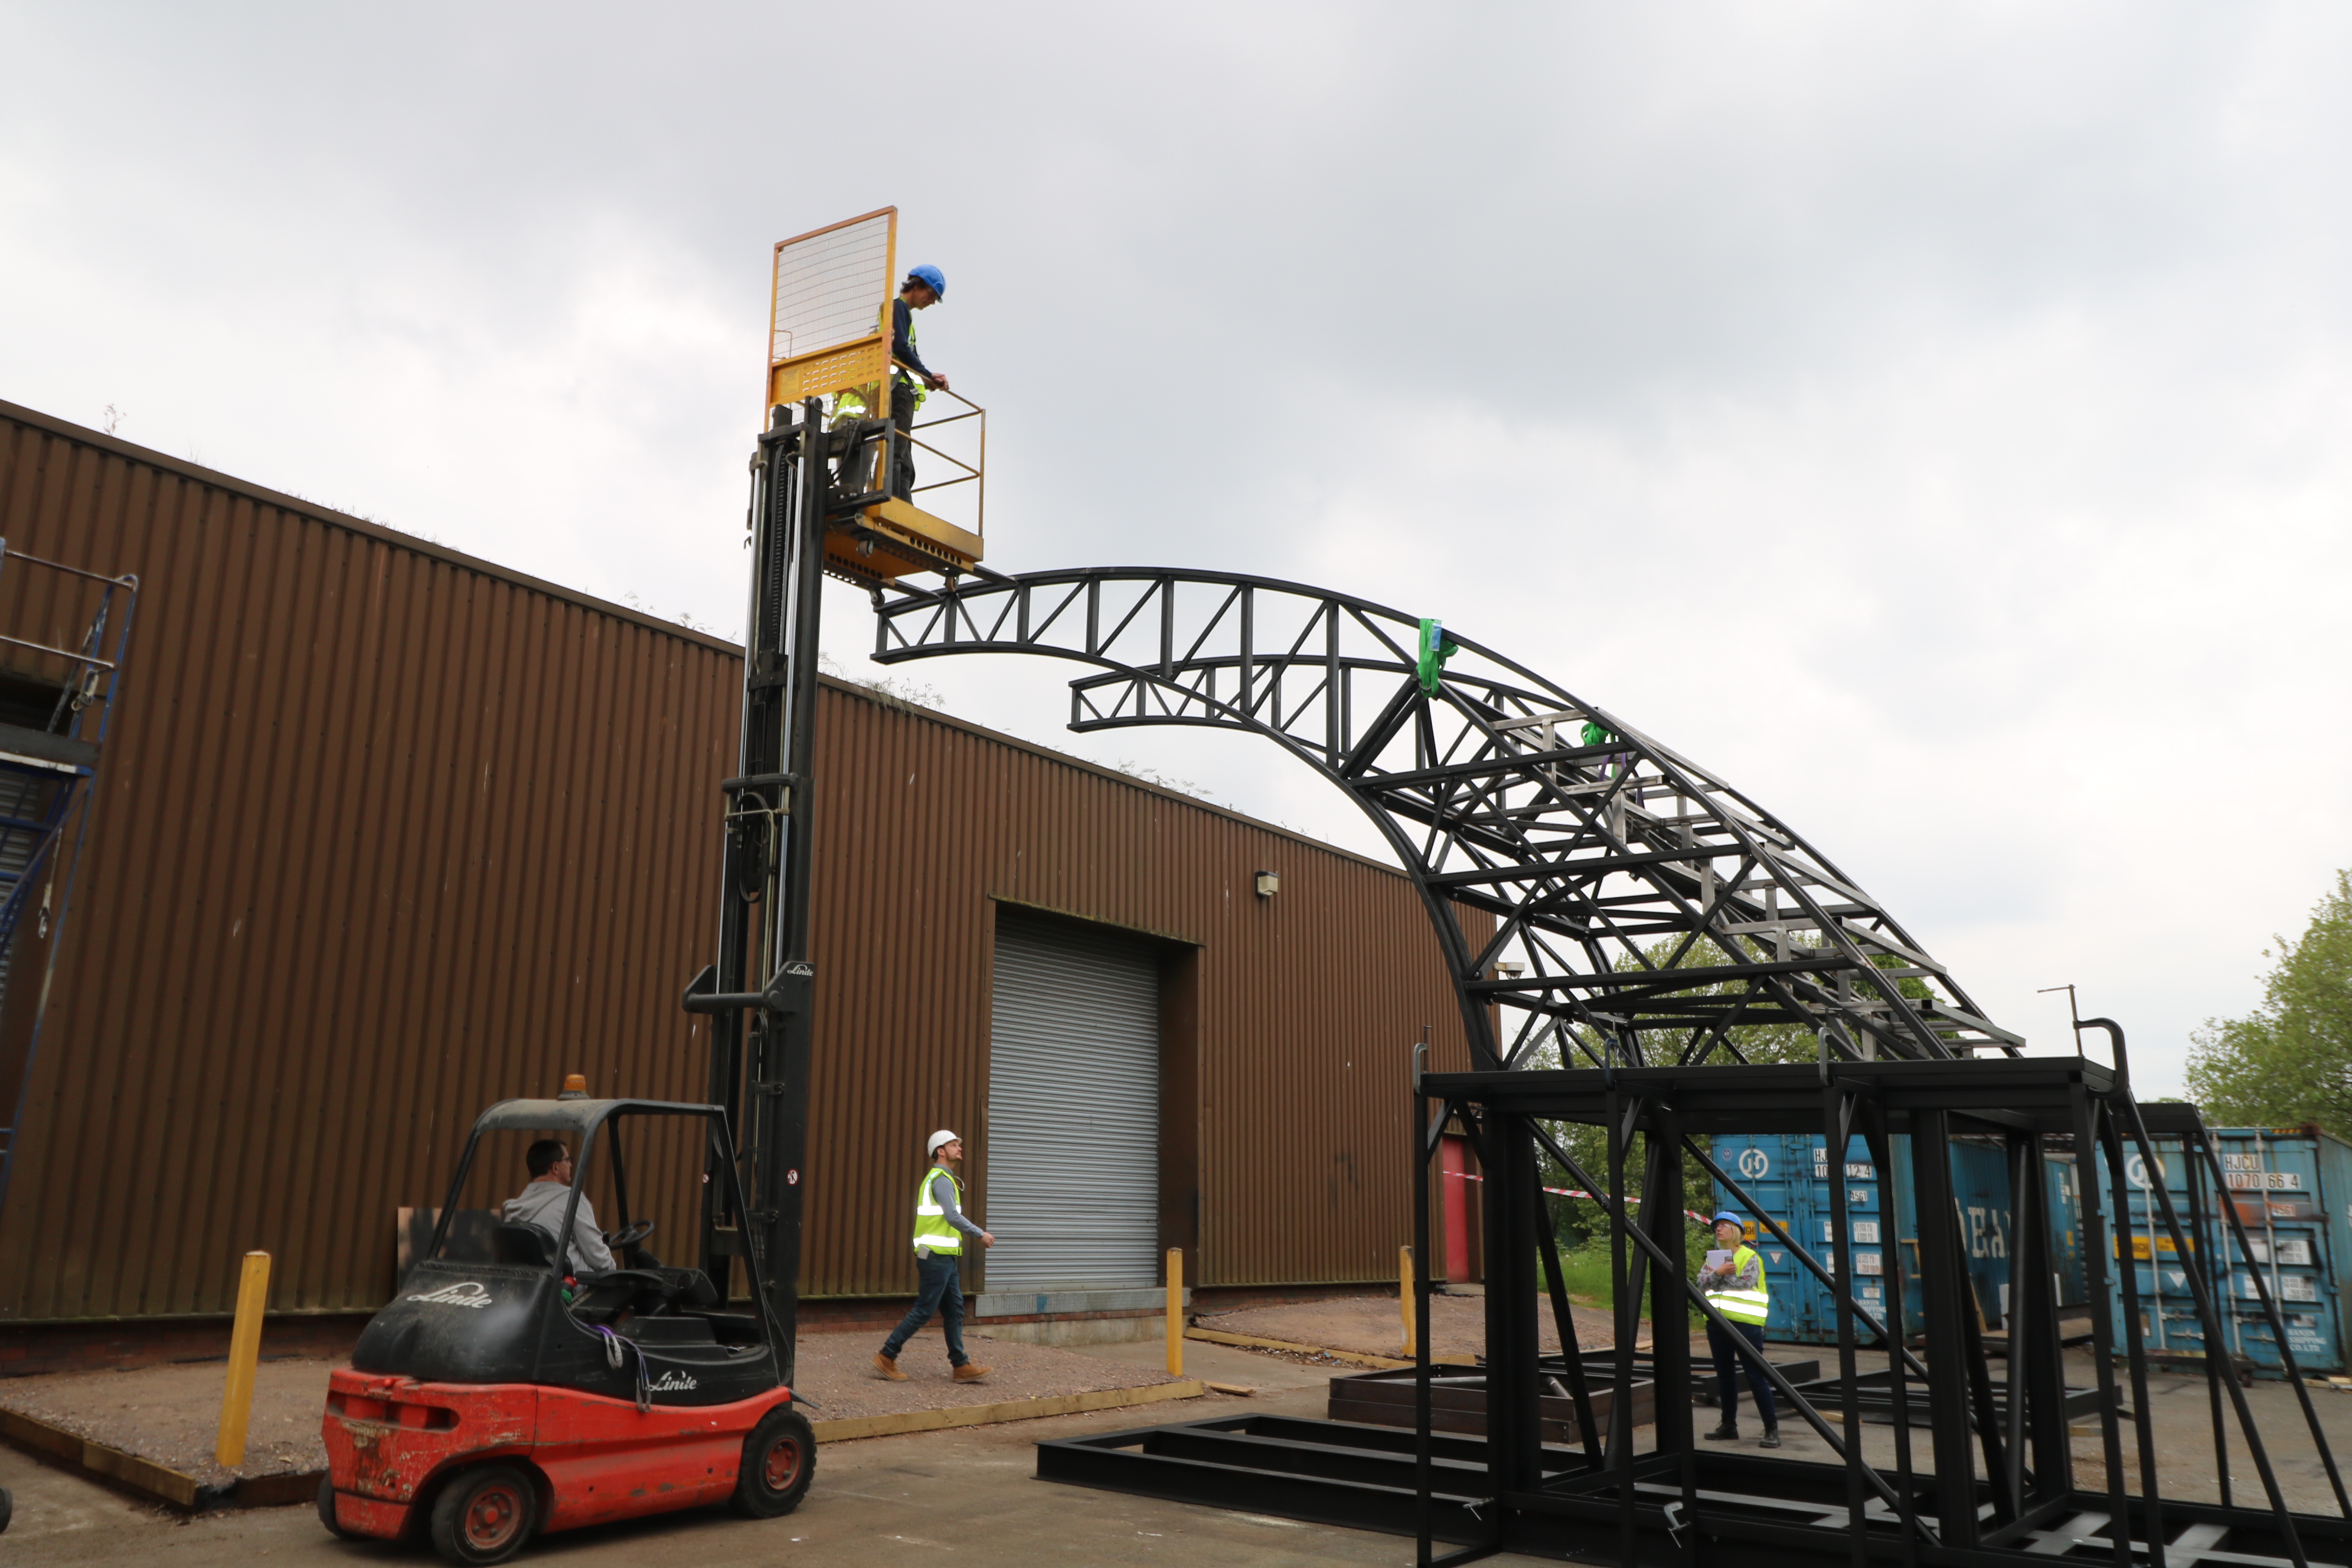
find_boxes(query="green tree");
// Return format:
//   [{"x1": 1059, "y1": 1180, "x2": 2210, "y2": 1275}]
[{"x1": 2184, "y1": 870, "x2": 2352, "y2": 1134}]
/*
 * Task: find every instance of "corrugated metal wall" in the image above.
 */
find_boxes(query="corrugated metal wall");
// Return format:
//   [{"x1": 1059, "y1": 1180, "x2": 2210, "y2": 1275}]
[
  {"x1": 0, "y1": 397, "x2": 1484, "y2": 1323},
  {"x1": 803, "y1": 689, "x2": 1485, "y2": 1298},
  {"x1": 0, "y1": 400, "x2": 738, "y2": 1322}
]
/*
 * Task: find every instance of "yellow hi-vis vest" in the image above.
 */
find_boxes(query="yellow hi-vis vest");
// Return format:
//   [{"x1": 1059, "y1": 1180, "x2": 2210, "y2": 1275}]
[
  {"x1": 913, "y1": 1165, "x2": 964, "y2": 1256},
  {"x1": 1709, "y1": 1243, "x2": 1769, "y2": 1326},
  {"x1": 830, "y1": 304, "x2": 927, "y2": 427}
]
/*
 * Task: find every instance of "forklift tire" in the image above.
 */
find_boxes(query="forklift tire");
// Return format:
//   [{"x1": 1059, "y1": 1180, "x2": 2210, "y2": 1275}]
[
  {"x1": 316, "y1": 1475, "x2": 355, "y2": 1540},
  {"x1": 1, "y1": 1484, "x2": 12, "y2": 1534},
  {"x1": 429, "y1": 1463, "x2": 536, "y2": 1566},
  {"x1": 729, "y1": 1405, "x2": 816, "y2": 1518}
]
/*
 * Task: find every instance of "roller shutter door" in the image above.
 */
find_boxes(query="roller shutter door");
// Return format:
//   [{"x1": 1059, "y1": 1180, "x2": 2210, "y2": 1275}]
[{"x1": 984, "y1": 913, "x2": 1160, "y2": 1291}]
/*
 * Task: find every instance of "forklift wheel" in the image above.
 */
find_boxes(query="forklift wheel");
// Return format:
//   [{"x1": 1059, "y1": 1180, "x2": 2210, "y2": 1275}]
[
  {"x1": 429, "y1": 1464, "x2": 536, "y2": 1566},
  {"x1": 1, "y1": 1484, "x2": 12, "y2": 1534},
  {"x1": 729, "y1": 1405, "x2": 816, "y2": 1518},
  {"x1": 316, "y1": 1475, "x2": 355, "y2": 1540}
]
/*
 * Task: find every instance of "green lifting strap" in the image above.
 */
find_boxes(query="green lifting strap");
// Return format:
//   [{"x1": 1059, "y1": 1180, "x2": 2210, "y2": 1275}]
[{"x1": 1415, "y1": 618, "x2": 1460, "y2": 695}]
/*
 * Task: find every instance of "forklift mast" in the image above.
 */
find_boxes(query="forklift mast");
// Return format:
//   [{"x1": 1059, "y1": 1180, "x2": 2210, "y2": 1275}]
[
  {"x1": 684, "y1": 208, "x2": 985, "y2": 1385},
  {"x1": 682, "y1": 393, "x2": 826, "y2": 1385}
]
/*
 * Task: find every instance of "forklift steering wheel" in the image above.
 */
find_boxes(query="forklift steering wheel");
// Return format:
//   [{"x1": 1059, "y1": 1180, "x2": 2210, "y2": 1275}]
[{"x1": 605, "y1": 1219, "x2": 655, "y2": 1249}]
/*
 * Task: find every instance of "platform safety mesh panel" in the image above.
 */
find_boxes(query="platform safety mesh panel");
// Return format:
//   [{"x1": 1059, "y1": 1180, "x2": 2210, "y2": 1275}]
[{"x1": 770, "y1": 213, "x2": 893, "y2": 365}]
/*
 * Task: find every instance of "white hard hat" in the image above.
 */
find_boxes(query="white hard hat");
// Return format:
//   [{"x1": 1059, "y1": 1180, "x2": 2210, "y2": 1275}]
[{"x1": 927, "y1": 1129, "x2": 960, "y2": 1157}]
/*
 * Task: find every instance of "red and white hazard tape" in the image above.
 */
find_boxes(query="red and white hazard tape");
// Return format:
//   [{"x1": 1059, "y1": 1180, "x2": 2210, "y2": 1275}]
[{"x1": 1441, "y1": 1168, "x2": 1711, "y2": 1224}]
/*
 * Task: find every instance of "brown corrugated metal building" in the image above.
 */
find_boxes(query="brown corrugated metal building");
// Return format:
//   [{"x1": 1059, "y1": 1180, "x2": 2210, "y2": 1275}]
[{"x1": 0, "y1": 397, "x2": 1482, "y2": 1348}]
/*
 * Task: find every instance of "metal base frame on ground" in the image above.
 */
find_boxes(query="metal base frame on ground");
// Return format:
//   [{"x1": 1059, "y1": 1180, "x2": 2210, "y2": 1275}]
[
  {"x1": 1394, "y1": 1053, "x2": 2351, "y2": 1567},
  {"x1": 1042, "y1": 1057, "x2": 2352, "y2": 1566}
]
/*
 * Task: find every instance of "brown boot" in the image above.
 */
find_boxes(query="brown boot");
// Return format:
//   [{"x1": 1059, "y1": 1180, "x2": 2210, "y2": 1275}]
[
  {"x1": 953, "y1": 1363, "x2": 992, "y2": 1383},
  {"x1": 872, "y1": 1352, "x2": 908, "y2": 1381}
]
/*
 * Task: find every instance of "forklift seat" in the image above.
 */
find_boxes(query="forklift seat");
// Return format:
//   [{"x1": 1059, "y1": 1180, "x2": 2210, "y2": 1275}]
[{"x1": 492, "y1": 1221, "x2": 560, "y2": 1268}]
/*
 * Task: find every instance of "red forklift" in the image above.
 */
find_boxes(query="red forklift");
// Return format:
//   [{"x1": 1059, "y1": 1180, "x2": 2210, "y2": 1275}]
[
  {"x1": 317, "y1": 1090, "x2": 811, "y2": 1563},
  {"x1": 318, "y1": 211, "x2": 984, "y2": 1562}
]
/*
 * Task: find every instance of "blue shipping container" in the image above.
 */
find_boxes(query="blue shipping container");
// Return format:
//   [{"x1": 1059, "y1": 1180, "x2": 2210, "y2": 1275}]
[
  {"x1": 2090, "y1": 1126, "x2": 2352, "y2": 1377},
  {"x1": 1709, "y1": 1133, "x2": 2085, "y2": 1345}
]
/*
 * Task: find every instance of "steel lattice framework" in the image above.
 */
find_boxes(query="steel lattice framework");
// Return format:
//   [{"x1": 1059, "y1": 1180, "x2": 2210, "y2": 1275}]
[{"x1": 871, "y1": 567, "x2": 2023, "y2": 1072}]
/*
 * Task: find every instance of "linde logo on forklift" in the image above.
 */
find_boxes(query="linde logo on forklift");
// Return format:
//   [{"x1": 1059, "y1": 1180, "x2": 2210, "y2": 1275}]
[
  {"x1": 405, "y1": 1280, "x2": 494, "y2": 1309},
  {"x1": 646, "y1": 1371, "x2": 700, "y2": 1393}
]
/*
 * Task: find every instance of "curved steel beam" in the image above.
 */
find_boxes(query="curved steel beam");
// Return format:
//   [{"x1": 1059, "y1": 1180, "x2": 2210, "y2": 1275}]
[{"x1": 873, "y1": 567, "x2": 2020, "y2": 1071}]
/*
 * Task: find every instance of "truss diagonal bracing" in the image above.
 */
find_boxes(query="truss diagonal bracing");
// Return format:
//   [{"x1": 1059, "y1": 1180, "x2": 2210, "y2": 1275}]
[{"x1": 874, "y1": 568, "x2": 2020, "y2": 1072}]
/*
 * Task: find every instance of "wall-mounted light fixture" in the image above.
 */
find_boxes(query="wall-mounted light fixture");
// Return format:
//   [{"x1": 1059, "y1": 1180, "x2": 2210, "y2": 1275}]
[
  {"x1": 1499, "y1": 961, "x2": 1524, "y2": 978},
  {"x1": 1254, "y1": 870, "x2": 1279, "y2": 899}
]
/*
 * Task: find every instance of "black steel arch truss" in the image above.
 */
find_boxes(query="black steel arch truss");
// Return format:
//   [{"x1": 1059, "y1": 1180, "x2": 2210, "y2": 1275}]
[{"x1": 873, "y1": 567, "x2": 2022, "y2": 1072}]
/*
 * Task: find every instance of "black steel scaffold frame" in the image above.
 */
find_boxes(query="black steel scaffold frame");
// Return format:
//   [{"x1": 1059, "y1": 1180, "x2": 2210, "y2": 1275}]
[
  {"x1": 874, "y1": 568, "x2": 2016, "y2": 1074},
  {"x1": 868, "y1": 568, "x2": 2349, "y2": 1566}
]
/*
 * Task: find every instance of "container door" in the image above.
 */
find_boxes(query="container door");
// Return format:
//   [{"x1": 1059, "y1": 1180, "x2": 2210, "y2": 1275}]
[
  {"x1": 1812, "y1": 1133, "x2": 1886, "y2": 1344},
  {"x1": 2046, "y1": 1155, "x2": 2086, "y2": 1314},
  {"x1": 1881, "y1": 1135, "x2": 1910, "y2": 1335},
  {"x1": 1766, "y1": 1133, "x2": 1817, "y2": 1340},
  {"x1": 2094, "y1": 1135, "x2": 2206, "y2": 1363},
  {"x1": 2222, "y1": 1133, "x2": 2341, "y2": 1374},
  {"x1": 2090, "y1": 1129, "x2": 2341, "y2": 1377},
  {"x1": 1954, "y1": 1139, "x2": 2024, "y2": 1331}
]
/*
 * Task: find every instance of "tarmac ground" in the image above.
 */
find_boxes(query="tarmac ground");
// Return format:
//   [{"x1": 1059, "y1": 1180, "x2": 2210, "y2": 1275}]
[
  {"x1": 1, "y1": 1337, "x2": 1543, "y2": 1568},
  {"x1": 4, "y1": 1326, "x2": 2351, "y2": 1566}
]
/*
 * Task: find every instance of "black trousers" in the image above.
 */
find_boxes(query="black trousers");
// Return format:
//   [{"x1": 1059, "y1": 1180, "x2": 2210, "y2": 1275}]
[{"x1": 1706, "y1": 1318, "x2": 1776, "y2": 1428}]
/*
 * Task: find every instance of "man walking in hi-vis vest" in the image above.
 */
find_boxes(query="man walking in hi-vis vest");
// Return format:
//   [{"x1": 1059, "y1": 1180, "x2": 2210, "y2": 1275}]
[
  {"x1": 873, "y1": 1129, "x2": 994, "y2": 1383},
  {"x1": 1698, "y1": 1210, "x2": 1779, "y2": 1448}
]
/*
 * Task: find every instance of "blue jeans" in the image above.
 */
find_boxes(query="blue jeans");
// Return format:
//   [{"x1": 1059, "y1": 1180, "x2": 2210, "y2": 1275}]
[
  {"x1": 1706, "y1": 1318, "x2": 1776, "y2": 1428},
  {"x1": 882, "y1": 1252, "x2": 968, "y2": 1366}
]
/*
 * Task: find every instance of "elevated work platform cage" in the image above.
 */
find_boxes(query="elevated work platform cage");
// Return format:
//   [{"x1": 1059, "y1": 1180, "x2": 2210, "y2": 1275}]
[{"x1": 766, "y1": 208, "x2": 984, "y2": 589}]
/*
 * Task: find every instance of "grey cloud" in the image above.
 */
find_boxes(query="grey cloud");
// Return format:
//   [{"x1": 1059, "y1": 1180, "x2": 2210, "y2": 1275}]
[{"x1": 5, "y1": 1, "x2": 2350, "y2": 1092}]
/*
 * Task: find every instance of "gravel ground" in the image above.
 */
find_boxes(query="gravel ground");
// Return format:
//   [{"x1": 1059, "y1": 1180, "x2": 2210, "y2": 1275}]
[
  {"x1": 1197, "y1": 1291, "x2": 1629, "y2": 1361},
  {"x1": 0, "y1": 1331, "x2": 1181, "y2": 1482},
  {"x1": 0, "y1": 1356, "x2": 335, "y2": 1485}
]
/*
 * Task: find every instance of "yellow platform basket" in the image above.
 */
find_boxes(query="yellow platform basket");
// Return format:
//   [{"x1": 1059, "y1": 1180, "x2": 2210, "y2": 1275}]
[{"x1": 767, "y1": 208, "x2": 985, "y2": 586}]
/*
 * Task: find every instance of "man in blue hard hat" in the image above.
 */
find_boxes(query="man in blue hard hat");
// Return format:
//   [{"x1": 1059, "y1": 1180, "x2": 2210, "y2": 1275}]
[
  {"x1": 1698, "y1": 1210, "x2": 1779, "y2": 1448},
  {"x1": 829, "y1": 266, "x2": 952, "y2": 499},
  {"x1": 886, "y1": 265, "x2": 949, "y2": 501}
]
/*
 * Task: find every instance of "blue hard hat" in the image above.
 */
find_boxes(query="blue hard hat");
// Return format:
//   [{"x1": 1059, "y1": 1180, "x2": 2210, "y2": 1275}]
[
  {"x1": 906, "y1": 263, "x2": 946, "y2": 299},
  {"x1": 1710, "y1": 1210, "x2": 1742, "y2": 1228}
]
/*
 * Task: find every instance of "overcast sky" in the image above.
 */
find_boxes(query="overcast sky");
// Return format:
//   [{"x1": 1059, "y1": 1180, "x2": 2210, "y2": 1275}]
[{"x1": 6, "y1": 3, "x2": 2350, "y2": 1093}]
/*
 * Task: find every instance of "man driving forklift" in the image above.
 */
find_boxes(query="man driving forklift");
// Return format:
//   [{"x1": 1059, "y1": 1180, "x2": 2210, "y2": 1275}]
[
  {"x1": 323, "y1": 1091, "x2": 812, "y2": 1564},
  {"x1": 502, "y1": 1139, "x2": 615, "y2": 1275}
]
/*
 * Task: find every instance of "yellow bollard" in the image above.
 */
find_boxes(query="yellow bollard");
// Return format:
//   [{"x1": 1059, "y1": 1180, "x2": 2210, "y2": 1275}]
[
  {"x1": 1400, "y1": 1244, "x2": 1416, "y2": 1357},
  {"x1": 216, "y1": 1251, "x2": 271, "y2": 1469},
  {"x1": 1166, "y1": 1248, "x2": 1184, "y2": 1377}
]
